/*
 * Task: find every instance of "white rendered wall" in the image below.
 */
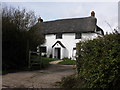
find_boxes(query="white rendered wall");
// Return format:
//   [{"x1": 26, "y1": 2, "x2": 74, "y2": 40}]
[
  {"x1": 42, "y1": 32, "x2": 98, "y2": 59},
  {"x1": 82, "y1": 33, "x2": 98, "y2": 41}
]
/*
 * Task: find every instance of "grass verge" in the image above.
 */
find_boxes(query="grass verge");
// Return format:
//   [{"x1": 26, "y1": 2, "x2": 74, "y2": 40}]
[
  {"x1": 41, "y1": 57, "x2": 58, "y2": 62},
  {"x1": 58, "y1": 58, "x2": 76, "y2": 65}
]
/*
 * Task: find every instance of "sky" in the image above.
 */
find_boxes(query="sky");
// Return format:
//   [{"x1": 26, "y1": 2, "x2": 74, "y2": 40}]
[{"x1": 2, "y1": 0, "x2": 119, "y2": 34}]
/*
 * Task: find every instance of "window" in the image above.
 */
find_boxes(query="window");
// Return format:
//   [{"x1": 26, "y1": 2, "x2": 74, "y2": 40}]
[
  {"x1": 40, "y1": 46, "x2": 46, "y2": 53},
  {"x1": 75, "y1": 33, "x2": 82, "y2": 39},
  {"x1": 73, "y1": 48, "x2": 76, "y2": 50},
  {"x1": 56, "y1": 33, "x2": 62, "y2": 39}
]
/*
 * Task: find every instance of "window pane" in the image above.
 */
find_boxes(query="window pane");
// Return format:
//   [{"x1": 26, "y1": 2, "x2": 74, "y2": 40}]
[
  {"x1": 40, "y1": 46, "x2": 46, "y2": 53},
  {"x1": 75, "y1": 33, "x2": 81, "y2": 39},
  {"x1": 73, "y1": 47, "x2": 76, "y2": 50},
  {"x1": 56, "y1": 33, "x2": 62, "y2": 39}
]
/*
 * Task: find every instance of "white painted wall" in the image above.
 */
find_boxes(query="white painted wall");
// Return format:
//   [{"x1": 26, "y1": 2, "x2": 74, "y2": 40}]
[{"x1": 41, "y1": 32, "x2": 98, "y2": 59}]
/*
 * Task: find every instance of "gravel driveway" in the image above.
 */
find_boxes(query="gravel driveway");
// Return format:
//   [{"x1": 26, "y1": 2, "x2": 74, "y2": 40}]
[{"x1": 2, "y1": 61, "x2": 76, "y2": 88}]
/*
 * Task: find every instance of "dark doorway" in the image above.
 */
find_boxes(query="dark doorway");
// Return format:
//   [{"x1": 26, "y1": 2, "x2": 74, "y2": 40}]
[
  {"x1": 57, "y1": 48, "x2": 61, "y2": 59},
  {"x1": 55, "y1": 48, "x2": 61, "y2": 59}
]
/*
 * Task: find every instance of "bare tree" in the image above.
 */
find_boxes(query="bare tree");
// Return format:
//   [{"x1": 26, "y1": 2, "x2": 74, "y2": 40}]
[
  {"x1": 2, "y1": 5, "x2": 44, "y2": 71},
  {"x1": 104, "y1": 20, "x2": 113, "y2": 31},
  {"x1": 2, "y1": 6, "x2": 37, "y2": 31}
]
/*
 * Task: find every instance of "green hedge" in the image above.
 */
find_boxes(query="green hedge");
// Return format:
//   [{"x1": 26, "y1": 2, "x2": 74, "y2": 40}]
[
  {"x1": 30, "y1": 56, "x2": 53, "y2": 70},
  {"x1": 76, "y1": 33, "x2": 120, "y2": 88}
]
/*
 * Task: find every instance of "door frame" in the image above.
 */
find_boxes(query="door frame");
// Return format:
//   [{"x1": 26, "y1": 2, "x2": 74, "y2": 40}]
[{"x1": 54, "y1": 48, "x2": 61, "y2": 59}]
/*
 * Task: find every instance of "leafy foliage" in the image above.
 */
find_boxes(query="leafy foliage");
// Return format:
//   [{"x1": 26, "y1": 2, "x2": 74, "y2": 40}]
[
  {"x1": 28, "y1": 25, "x2": 45, "y2": 51},
  {"x1": 2, "y1": 6, "x2": 44, "y2": 73},
  {"x1": 76, "y1": 33, "x2": 120, "y2": 88},
  {"x1": 30, "y1": 55, "x2": 50, "y2": 70},
  {"x1": 29, "y1": 56, "x2": 59, "y2": 70},
  {"x1": 60, "y1": 74, "x2": 87, "y2": 88}
]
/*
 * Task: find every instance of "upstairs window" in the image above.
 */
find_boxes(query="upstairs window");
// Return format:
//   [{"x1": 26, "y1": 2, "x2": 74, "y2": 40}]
[
  {"x1": 75, "y1": 33, "x2": 82, "y2": 39},
  {"x1": 56, "y1": 33, "x2": 62, "y2": 39}
]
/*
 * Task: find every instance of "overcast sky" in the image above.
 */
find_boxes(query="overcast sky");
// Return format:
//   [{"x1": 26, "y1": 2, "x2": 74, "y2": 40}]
[{"x1": 2, "y1": 1, "x2": 119, "y2": 34}]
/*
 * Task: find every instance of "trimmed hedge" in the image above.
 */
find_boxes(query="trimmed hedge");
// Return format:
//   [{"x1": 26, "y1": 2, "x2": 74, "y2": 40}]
[{"x1": 76, "y1": 33, "x2": 120, "y2": 88}]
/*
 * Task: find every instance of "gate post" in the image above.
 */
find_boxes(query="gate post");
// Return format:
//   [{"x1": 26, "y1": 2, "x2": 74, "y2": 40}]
[{"x1": 28, "y1": 50, "x2": 31, "y2": 69}]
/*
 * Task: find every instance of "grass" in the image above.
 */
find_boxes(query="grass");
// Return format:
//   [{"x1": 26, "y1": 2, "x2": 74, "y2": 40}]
[
  {"x1": 41, "y1": 57, "x2": 58, "y2": 62},
  {"x1": 58, "y1": 58, "x2": 76, "y2": 65}
]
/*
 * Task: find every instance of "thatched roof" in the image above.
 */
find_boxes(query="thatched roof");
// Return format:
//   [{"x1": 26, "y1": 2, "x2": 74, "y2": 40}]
[{"x1": 34, "y1": 16, "x2": 103, "y2": 35}]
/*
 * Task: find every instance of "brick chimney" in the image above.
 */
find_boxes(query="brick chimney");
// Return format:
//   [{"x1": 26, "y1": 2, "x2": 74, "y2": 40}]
[
  {"x1": 38, "y1": 17, "x2": 43, "y2": 23},
  {"x1": 91, "y1": 11, "x2": 95, "y2": 17}
]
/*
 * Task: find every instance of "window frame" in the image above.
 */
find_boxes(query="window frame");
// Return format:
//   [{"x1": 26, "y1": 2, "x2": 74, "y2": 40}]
[
  {"x1": 75, "y1": 33, "x2": 82, "y2": 39},
  {"x1": 56, "y1": 33, "x2": 62, "y2": 39},
  {"x1": 40, "y1": 46, "x2": 47, "y2": 53}
]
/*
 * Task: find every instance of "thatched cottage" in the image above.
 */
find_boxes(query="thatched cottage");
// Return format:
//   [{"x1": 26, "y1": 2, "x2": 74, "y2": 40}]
[{"x1": 35, "y1": 11, "x2": 104, "y2": 59}]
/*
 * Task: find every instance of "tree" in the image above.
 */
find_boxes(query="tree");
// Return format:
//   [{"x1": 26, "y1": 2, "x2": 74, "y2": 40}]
[
  {"x1": 2, "y1": 6, "x2": 44, "y2": 72},
  {"x1": 2, "y1": 6, "x2": 37, "y2": 31},
  {"x1": 28, "y1": 24, "x2": 45, "y2": 51}
]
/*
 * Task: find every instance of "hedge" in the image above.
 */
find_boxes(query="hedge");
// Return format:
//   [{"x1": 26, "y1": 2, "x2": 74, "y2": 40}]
[{"x1": 76, "y1": 32, "x2": 120, "y2": 88}]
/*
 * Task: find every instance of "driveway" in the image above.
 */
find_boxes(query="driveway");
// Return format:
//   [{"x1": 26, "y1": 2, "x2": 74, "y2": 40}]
[{"x1": 2, "y1": 61, "x2": 76, "y2": 88}]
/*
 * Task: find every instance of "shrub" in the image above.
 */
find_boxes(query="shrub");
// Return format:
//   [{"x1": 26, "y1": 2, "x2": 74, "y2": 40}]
[
  {"x1": 61, "y1": 75, "x2": 78, "y2": 88},
  {"x1": 76, "y1": 33, "x2": 120, "y2": 88},
  {"x1": 30, "y1": 56, "x2": 51, "y2": 70},
  {"x1": 60, "y1": 74, "x2": 85, "y2": 88}
]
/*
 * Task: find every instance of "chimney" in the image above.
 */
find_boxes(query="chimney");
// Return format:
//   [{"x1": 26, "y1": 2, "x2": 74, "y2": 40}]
[
  {"x1": 38, "y1": 17, "x2": 43, "y2": 23},
  {"x1": 91, "y1": 11, "x2": 95, "y2": 17}
]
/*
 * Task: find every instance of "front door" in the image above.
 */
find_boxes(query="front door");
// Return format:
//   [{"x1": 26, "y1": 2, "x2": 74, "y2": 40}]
[{"x1": 54, "y1": 48, "x2": 61, "y2": 59}]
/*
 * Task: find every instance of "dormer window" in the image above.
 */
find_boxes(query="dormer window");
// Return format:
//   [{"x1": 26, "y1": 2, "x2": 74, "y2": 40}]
[
  {"x1": 56, "y1": 33, "x2": 62, "y2": 39},
  {"x1": 75, "y1": 33, "x2": 82, "y2": 39}
]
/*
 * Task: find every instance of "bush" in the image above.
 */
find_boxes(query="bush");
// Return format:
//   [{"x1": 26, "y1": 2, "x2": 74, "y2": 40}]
[
  {"x1": 30, "y1": 56, "x2": 59, "y2": 70},
  {"x1": 30, "y1": 56, "x2": 50, "y2": 70},
  {"x1": 60, "y1": 75, "x2": 79, "y2": 88},
  {"x1": 76, "y1": 33, "x2": 120, "y2": 88},
  {"x1": 61, "y1": 74, "x2": 88, "y2": 88}
]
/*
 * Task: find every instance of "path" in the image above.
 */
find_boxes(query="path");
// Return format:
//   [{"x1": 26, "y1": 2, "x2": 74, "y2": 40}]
[{"x1": 2, "y1": 60, "x2": 76, "y2": 88}]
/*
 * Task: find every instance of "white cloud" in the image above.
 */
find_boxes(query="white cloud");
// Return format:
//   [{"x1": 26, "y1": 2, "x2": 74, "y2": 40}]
[{"x1": 2, "y1": 2, "x2": 118, "y2": 33}]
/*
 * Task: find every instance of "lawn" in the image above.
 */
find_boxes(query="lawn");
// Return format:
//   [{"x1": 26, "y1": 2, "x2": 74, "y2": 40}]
[
  {"x1": 41, "y1": 57, "x2": 58, "y2": 62},
  {"x1": 58, "y1": 58, "x2": 76, "y2": 65}
]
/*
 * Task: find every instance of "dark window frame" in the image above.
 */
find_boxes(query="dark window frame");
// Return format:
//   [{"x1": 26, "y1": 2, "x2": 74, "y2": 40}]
[
  {"x1": 40, "y1": 46, "x2": 47, "y2": 53},
  {"x1": 73, "y1": 47, "x2": 76, "y2": 50},
  {"x1": 75, "y1": 33, "x2": 82, "y2": 39},
  {"x1": 56, "y1": 33, "x2": 62, "y2": 39}
]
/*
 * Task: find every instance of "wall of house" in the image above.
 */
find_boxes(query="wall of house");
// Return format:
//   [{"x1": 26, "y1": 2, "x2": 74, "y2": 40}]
[{"x1": 41, "y1": 32, "x2": 98, "y2": 59}]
